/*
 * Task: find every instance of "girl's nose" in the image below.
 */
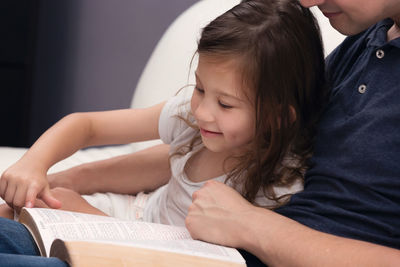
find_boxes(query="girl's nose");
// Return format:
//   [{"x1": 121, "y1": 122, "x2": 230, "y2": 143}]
[
  {"x1": 194, "y1": 100, "x2": 214, "y2": 123},
  {"x1": 299, "y1": 0, "x2": 325, "y2": 8}
]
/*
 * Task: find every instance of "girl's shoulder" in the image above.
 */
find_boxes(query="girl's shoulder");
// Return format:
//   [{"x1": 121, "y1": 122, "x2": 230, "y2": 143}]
[
  {"x1": 158, "y1": 94, "x2": 198, "y2": 149},
  {"x1": 159, "y1": 93, "x2": 194, "y2": 145}
]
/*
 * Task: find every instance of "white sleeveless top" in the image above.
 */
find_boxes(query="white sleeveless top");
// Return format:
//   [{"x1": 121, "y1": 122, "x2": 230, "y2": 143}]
[{"x1": 143, "y1": 94, "x2": 303, "y2": 226}]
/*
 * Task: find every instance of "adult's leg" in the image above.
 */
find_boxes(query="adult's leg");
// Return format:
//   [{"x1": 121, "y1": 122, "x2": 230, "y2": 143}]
[
  {"x1": 0, "y1": 217, "x2": 68, "y2": 267},
  {"x1": 0, "y1": 254, "x2": 69, "y2": 267},
  {"x1": 0, "y1": 217, "x2": 38, "y2": 255}
]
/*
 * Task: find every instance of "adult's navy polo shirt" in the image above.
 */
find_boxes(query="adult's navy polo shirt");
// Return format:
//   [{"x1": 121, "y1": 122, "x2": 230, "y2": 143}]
[{"x1": 276, "y1": 19, "x2": 400, "y2": 249}]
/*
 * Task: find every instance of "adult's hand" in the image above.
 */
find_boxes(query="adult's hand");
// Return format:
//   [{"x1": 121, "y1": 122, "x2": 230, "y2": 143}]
[
  {"x1": 185, "y1": 180, "x2": 255, "y2": 248},
  {"x1": 186, "y1": 181, "x2": 400, "y2": 267}
]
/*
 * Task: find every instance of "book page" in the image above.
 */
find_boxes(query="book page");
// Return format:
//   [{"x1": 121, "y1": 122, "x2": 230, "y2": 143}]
[
  {"x1": 20, "y1": 208, "x2": 244, "y2": 263},
  {"x1": 21, "y1": 208, "x2": 190, "y2": 256}
]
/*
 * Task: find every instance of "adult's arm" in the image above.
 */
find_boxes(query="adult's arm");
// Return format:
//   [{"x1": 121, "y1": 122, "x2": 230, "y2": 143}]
[
  {"x1": 186, "y1": 181, "x2": 400, "y2": 267},
  {"x1": 48, "y1": 144, "x2": 171, "y2": 195}
]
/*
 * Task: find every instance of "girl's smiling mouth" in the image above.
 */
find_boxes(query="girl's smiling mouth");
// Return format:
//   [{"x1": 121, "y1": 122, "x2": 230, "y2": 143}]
[{"x1": 200, "y1": 128, "x2": 222, "y2": 137}]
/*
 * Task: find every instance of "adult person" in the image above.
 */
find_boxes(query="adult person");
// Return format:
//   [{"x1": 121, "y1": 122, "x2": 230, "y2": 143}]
[
  {"x1": 1, "y1": 0, "x2": 400, "y2": 266},
  {"x1": 185, "y1": 0, "x2": 400, "y2": 266}
]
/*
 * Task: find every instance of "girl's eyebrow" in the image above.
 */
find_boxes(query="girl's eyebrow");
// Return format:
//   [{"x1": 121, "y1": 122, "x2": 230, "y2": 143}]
[{"x1": 195, "y1": 72, "x2": 242, "y2": 101}]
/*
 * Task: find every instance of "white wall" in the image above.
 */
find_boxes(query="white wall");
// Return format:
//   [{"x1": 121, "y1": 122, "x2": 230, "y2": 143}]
[{"x1": 311, "y1": 7, "x2": 346, "y2": 56}]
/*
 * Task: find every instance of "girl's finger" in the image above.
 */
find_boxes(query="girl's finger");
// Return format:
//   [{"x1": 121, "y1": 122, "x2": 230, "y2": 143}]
[
  {"x1": 25, "y1": 186, "x2": 39, "y2": 208},
  {"x1": 0, "y1": 178, "x2": 8, "y2": 200},
  {"x1": 40, "y1": 188, "x2": 62, "y2": 209},
  {"x1": 12, "y1": 185, "x2": 28, "y2": 210},
  {"x1": 34, "y1": 198, "x2": 50, "y2": 209},
  {"x1": 3, "y1": 182, "x2": 17, "y2": 208}
]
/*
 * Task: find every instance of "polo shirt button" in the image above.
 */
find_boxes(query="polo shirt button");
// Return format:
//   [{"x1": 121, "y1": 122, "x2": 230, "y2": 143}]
[
  {"x1": 376, "y1": 49, "x2": 385, "y2": 59},
  {"x1": 358, "y1": 84, "x2": 367, "y2": 94}
]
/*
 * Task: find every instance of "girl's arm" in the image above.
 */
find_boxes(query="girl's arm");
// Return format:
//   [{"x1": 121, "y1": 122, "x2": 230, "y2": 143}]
[
  {"x1": 34, "y1": 187, "x2": 109, "y2": 216},
  {"x1": 48, "y1": 144, "x2": 171, "y2": 195},
  {"x1": 186, "y1": 181, "x2": 400, "y2": 267},
  {"x1": 0, "y1": 102, "x2": 166, "y2": 210}
]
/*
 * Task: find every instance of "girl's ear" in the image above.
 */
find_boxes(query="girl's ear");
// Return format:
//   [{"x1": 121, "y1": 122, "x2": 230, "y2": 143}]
[
  {"x1": 289, "y1": 105, "x2": 297, "y2": 123},
  {"x1": 275, "y1": 105, "x2": 297, "y2": 129}
]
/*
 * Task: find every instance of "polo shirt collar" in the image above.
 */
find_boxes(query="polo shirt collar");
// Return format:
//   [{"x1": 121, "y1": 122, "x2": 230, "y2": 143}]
[{"x1": 366, "y1": 18, "x2": 400, "y2": 48}]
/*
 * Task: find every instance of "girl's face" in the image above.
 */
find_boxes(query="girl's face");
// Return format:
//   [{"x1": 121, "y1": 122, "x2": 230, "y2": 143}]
[
  {"x1": 300, "y1": 0, "x2": 400, "y2": 35},
  {"x1": 191, "y1": 55, "x2": 255, "y2": 155}
]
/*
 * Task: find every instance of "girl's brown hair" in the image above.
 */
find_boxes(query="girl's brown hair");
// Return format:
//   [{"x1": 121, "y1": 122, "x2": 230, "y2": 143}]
[{"x1": 176, "y1": 0, "x2": 327, "y2": 206}]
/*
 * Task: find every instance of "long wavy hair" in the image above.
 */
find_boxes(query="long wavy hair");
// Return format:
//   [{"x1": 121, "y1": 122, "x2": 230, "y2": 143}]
[{"x1": 173, "y1": 0, "x2": 327, "y2": 207}]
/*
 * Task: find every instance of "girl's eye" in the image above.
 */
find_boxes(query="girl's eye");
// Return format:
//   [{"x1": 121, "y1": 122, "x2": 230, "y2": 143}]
[
  {"x1": 195, "y1": 87, "x2": 204, "y2": 94},
  {"x1": 219, "y1": 101, "x2": 233, "y2": 109}
]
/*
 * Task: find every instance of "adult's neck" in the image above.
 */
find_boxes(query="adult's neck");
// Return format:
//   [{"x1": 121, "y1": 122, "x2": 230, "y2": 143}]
[{"x1": 387, "y1": 16, "x2": 400, "y2": 41}]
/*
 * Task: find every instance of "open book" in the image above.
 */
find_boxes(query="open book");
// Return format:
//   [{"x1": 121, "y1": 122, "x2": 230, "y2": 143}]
[{"x1": 19, "y1": 208, "x2": 246, "y2": 266}]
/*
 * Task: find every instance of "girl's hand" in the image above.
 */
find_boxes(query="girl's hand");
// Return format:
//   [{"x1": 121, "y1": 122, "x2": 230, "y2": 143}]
[
  {"x1": 0, "y1": 160, "x2": 61, "y2": 210},
  {"x1": 185, "y1": 180, "x2": 256, "y2": 248},
  {"x1": 35, "y1": 187, "x2": 107, "y2": 216}
]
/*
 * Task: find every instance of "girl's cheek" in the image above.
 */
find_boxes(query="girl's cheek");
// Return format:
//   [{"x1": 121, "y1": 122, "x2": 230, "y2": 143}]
[{"x1": 191, "y1": 95, "x2": 199, "y2": 115}]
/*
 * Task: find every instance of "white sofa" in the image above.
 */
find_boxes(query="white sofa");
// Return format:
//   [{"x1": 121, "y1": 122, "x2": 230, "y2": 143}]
[{"x1": 0, "y1": 0, "x2": 345, "y2": 201}]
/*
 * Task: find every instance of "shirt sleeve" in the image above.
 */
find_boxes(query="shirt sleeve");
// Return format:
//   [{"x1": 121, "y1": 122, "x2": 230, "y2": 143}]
[{"x1": 158, "y1": 93, "x2": 192, "y2": 145}]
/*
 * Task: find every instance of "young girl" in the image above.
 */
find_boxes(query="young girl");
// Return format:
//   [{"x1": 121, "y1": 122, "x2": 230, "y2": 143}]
[{"x1": 0, "y1": 0, "x2": 326, "y2": 226}]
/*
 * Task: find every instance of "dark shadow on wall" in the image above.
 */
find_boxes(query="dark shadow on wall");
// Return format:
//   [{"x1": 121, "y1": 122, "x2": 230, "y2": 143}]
[
  {"x1": 29, "y1": 0, "x2": 77, "y2": 147},
  {"x1": 0, "y1": 1, "x2": 39, "y2": 147},
  {"x1": 0, "y1": 0, "x2": 198, "y2": 147}
]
